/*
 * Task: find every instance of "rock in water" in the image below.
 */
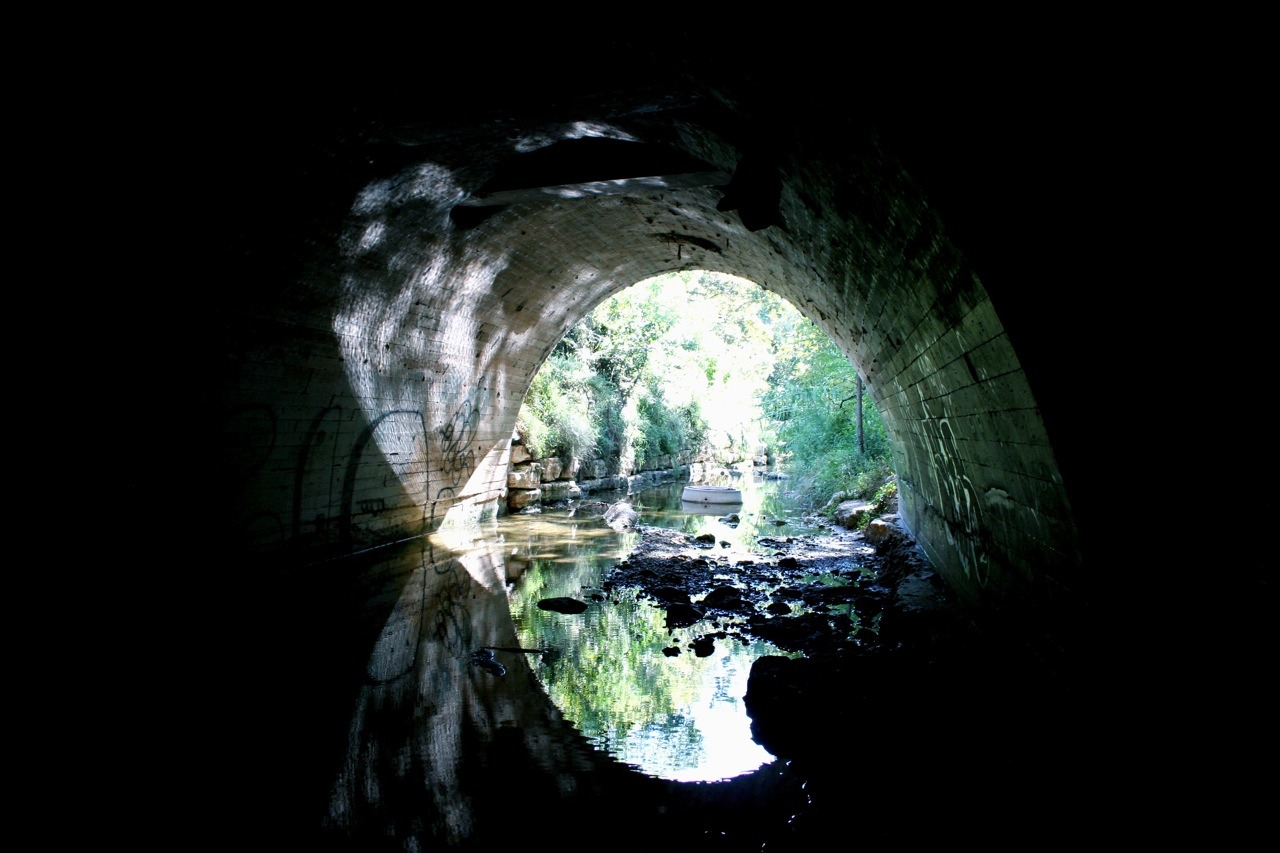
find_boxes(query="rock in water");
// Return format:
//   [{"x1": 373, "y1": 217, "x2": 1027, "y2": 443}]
[
  {"x1": 537, "y1": 597, "x2": 589, "y2": 614},
  {"x1": 603, "y1": 501, "x2": 638, "y2": 531}
]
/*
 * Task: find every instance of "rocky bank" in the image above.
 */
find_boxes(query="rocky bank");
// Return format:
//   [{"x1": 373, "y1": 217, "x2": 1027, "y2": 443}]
[{"x1": 589, "y1": 506, "x2": 1084, "y2": 834}]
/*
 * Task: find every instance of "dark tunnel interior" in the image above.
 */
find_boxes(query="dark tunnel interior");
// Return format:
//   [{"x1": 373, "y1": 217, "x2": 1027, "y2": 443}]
[{"x1": 141, "y1": 29, "x2": 1274, "y2": 849}]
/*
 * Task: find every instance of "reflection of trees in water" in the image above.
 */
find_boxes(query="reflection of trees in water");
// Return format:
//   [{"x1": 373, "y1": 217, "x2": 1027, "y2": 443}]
[
  {"x1": 501, "y1": 480, "x2": 819, "y2": 779},
  {"x1": 317, "y1": 486, "x2": 819, "y2": 845},
  {"x1": 531, "y1": 585, "x2": 711, "y2": 767}
]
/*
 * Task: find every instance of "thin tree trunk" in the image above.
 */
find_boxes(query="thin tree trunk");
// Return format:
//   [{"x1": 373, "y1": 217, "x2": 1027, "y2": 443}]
[{"x1": 856, "y1": 375, "x2": 864, "y2": 454}]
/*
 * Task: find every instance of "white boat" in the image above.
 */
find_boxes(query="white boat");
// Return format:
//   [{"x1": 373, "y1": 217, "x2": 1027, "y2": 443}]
[
  {"x1": 680, "y1": 501, "x2": 732, "y2": 516},
  {"x1": 681, "y1": 484, "x2": 742, "y2": 504}
]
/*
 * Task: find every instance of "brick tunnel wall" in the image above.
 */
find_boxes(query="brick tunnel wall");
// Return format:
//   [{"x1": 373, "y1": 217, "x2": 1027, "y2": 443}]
[{"x1": 212, "y1": 80, "x2": 1083, "y2": 628}]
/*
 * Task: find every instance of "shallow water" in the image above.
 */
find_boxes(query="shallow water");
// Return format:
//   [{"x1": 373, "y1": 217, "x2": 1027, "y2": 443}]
[
  {"x1": 489, "y1": 474, "x2": 826, "y2": 782},
  {"x1": 237, "y1": 470, "x2": 1115, "y2": 848}
]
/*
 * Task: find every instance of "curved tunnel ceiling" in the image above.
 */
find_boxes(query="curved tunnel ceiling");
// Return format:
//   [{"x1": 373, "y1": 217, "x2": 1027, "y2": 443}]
[
  {"x1": 354, "y1": 95, "x2": 1069, "y2": 610},
  {"x1": 209, "y1": 63, "x2": 1108, "y2": 649}
]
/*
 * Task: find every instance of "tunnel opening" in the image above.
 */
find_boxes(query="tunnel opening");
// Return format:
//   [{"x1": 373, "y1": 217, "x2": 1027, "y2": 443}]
[
  {"x1": 508, "y1": 268, "x2": 893, "y2": 521},
  {"x1": 497, "y1": 268, "x2": 902, "y2": 782}
]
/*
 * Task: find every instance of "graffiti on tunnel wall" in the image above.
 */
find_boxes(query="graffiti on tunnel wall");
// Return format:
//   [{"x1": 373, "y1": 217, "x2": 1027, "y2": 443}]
[
  {"x1": 918, "y1": 395, "x2": 990, "y2": 586},
  {"x1": 223, "y1": 376, "x2": 495, "y2": 550},
  {"x1": 341, "y1": 407, "x2": 431, "y2": 546},
  {"x1": 430, "y1": 380, "x2": 489, "y2": 506}
]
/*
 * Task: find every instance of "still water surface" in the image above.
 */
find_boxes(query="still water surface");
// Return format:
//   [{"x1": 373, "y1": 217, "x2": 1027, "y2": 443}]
[{"x1": 485, "y1": 474, "x2": 823, "y2": 783}]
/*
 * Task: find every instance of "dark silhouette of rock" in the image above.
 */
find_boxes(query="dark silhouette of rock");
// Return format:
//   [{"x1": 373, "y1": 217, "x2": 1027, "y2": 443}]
[
  {"x1": 650, "y1": 586, "x2": 690, "y2": 604},
  {"x1": 470, "y1": 648, "x2": 507, "y2": 676},
  {"x1": 700, "y1": 585, "x2": 745, "y2": 610},
  {"x1": 664, "y1": 602, "x2": 703, "y2": 628},
  {"x1": 537, "y1": 597, "x2": 588, "y2": 614}
]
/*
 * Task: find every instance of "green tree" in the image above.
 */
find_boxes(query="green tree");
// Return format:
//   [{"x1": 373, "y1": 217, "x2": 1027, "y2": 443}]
[
  {"x1": 760, "y1": 312, "x2": 893, "y2": 507},
  {"x1": 518, "y1": 270, "x2": 895, "y2": 506},
  {"x1": 519, "y1": 351, "x2": 596, "y2": 459}
]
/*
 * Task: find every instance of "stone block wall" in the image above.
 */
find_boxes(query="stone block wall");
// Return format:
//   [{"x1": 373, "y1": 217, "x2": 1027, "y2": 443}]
[{"x1": 506, "y1": 439, "x2": 747, "y2": 513}]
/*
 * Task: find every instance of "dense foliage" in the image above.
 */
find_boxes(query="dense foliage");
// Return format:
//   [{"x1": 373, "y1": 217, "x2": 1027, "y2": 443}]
[
  {"x1": 517, "y1": 271, "x2": 894, "y2": 510},
  {"x1": 759, "y1": 310, "x2": 894, "y2": 507}
]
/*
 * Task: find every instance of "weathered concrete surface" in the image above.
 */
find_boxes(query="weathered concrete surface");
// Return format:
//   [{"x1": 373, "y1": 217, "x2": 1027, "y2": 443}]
[{"x1": 196, "y1": 38, "x2": 1258, "y2": 702}]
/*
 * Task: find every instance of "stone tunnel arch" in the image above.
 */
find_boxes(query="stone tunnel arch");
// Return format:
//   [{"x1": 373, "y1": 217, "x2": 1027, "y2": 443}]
[
  {"x1": 182, "y1": 38, "x2": 1275, "y2": 848},
  {"x1": 216, "y1": 94, "x2": 1082, "y2": 634}
]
